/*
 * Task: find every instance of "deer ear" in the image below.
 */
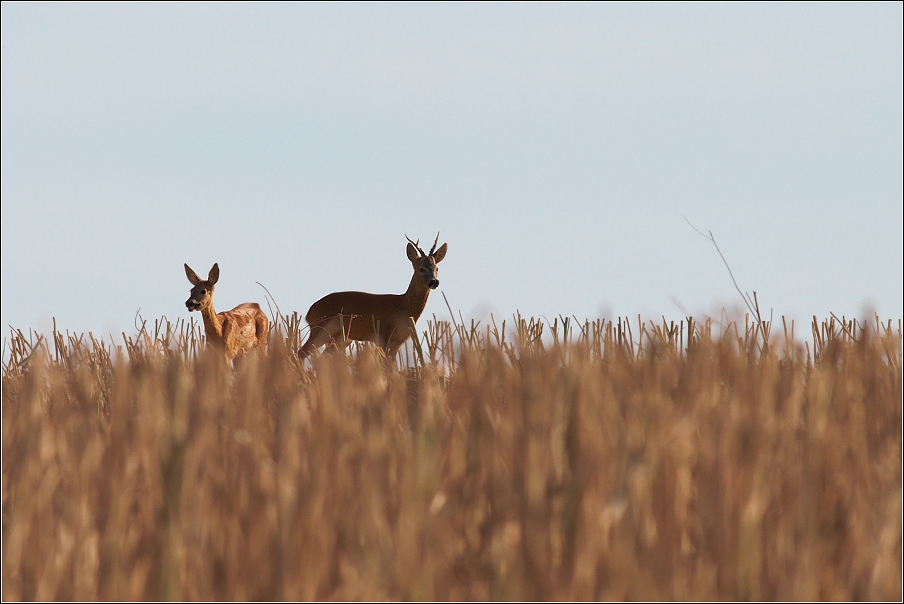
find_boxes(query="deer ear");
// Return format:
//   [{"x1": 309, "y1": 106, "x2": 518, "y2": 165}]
[
  {"x1": 208, "y1": 263, "x2": 220, "y2": 285},
  {"x1": 185, "y1": 264, "x2": 202, "y2": 285},
  {"x1": 432, "y1": 243, "x2": 448, "y2": 263},
  {"x1": 406, "y1": 242, "x2": 420, "y2": 263}
]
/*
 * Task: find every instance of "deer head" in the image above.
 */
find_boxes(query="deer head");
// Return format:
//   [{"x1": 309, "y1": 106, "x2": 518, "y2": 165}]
[
  {"x1": 184, "y1": 263, "x2": 220, "y2": 312},
  {"x1": 406, "y1": 233, "x2": 448, "y2": 290}
]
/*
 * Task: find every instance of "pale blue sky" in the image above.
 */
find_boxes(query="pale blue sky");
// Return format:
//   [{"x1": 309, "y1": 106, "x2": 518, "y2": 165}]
[{"x1": 2, "y1": 3, "x2": 902, "y2": 337}]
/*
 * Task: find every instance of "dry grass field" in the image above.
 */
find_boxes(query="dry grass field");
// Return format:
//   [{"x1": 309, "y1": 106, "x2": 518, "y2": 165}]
[{"x1": 2, "y1": 313, "x2": 901, "y2": 600}]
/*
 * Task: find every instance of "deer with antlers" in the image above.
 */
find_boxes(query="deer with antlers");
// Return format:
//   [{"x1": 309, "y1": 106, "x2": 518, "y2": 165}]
[
  {"x1": 184, "y1": 263, "x2": 269, "y2": 361},
  {"x1": 298, "y1": 234, "x2": 448, "y2": 361}
]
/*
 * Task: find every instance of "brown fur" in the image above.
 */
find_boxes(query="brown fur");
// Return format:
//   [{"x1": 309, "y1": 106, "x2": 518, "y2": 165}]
[
  {"x1": 184, "y1": 263, "x2": 269, "y2": 361},
  {"x1": 299, "y1": 236, "x2": 448, "y2": 360}
]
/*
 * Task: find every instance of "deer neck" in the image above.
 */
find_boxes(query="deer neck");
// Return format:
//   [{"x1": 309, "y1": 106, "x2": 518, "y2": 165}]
[
  {"x1": 200, "y1": 301, "x2": 224, "y2": 343},
  {"x1": 402, "y1": 273, "x2": 431, "y2": 321}
]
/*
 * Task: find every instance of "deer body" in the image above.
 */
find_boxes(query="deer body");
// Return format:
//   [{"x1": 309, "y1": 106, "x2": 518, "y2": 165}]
[
  {"x1": 299, "y1": 235, "x2": 448, "y2": 360},
  {"x1": 185, "y1": 263, "x2": 268, "y2": 360}
]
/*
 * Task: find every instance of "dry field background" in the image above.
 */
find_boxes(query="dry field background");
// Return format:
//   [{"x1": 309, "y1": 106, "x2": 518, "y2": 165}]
[{"x1": 2, "y1": 313, "x2": 901, "y2": 600}]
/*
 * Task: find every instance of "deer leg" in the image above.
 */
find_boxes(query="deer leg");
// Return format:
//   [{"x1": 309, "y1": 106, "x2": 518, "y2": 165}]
[
  {"x1": 299, "y1": 317, "x2": 344, "y2": 359},
  {"x1": 299, "y1": 328, "x2": 328, "y2": 359},
  {"x1": 384, "y1": 342, "x2": 402, "y2": 363},
  {"x1": 383, "y1": 322, "x2": 417, "y2": 363},
  {"x1": 384, "y1": 330, "x2": 410, "y2": 363},
  {"x1": 256, "y1": 314, "x2": 269, "y2": 355},
  {"x1": 222, "y1": 320, "x2": 238, "y2": 364}
]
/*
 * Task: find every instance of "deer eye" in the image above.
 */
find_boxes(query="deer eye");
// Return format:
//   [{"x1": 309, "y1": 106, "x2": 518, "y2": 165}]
[{"x1": 199, "y1": 289, "x2": 207, "y2": 295}]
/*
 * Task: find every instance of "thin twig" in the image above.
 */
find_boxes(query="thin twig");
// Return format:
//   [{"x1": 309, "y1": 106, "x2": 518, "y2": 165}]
[
  {"x1": 684, "y1": 218, "x2": 757, "y2": 318},
  {"x1": 256, "y1": 281, "x2": 283, "y2": 326},
  {"x1": 685, "y1": 218, "x2": 769, "y2": 351},
  {"x1": 441, "y1": 291, "x2": 464, "y2": 343}
]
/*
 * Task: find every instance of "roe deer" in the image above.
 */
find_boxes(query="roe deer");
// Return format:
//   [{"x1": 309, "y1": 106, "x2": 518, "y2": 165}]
[
  {"x1": 184, "y1": 263, "x2": 268, "y2": 360},
  {"x1": 298, "y1": 234, "x2": 448, "y2": 360}
]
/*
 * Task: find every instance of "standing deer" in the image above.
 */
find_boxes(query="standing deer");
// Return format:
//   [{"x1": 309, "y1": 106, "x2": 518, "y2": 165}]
[
  {"x1": 298, "y1": 234, "x2": 448, "y2": 360},
  {"x1": 184, "y1": 263, "x2": 269, "y2": 360}
]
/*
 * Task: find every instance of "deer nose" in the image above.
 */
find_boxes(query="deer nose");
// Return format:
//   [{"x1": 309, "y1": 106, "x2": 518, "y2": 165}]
[{"x1": 428, "y1": 279, "x2": 439, "y2": 289}]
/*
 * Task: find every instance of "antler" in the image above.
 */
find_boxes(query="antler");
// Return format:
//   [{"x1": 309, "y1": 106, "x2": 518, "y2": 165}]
[
  {"x1": 429, "y1": 232, "x2": 440, "y2": 257},
  {"x1": 405, "y1": 234, "x2": 426, "y2": 257}
]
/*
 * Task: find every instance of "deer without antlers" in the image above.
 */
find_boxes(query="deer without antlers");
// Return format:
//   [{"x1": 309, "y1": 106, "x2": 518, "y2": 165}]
[
  {"x1": 184, "y1": 263, "x2": 269, "y2": 360},
  {"x1": 298, "y1": 234, "x2": 448, "y2": 361}
]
